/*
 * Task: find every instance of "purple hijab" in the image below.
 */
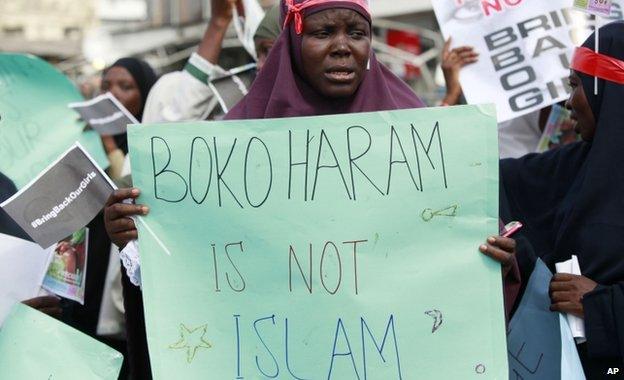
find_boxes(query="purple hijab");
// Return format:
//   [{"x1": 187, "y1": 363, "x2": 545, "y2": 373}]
[{"x1": 225, "y1": 0, "x2": 424, "y2": 120}]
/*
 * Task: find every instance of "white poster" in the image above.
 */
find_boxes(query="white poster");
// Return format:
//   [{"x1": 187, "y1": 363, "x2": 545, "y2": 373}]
[
  {"x1": 0, "y1": 233, "x2": 53, "y2": 326},
  {"x1": 432, "y1": 0, "x2": 624, "y2": 122},
  {"x1": 69, "y1": 92, "x2": 139, "y2": 136}
]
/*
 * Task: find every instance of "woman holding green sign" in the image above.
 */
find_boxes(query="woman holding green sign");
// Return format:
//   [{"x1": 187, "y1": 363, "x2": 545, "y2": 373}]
[
  {"x1": 496, "y1": 21, "x2": 624, "y2": 377},
  {"x1": 105, "y1": 0, "x2": 525, "y2": 377}
]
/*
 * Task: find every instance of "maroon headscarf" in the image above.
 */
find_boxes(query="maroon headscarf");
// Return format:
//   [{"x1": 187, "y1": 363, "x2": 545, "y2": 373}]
[{"x1": 225, "y1": 0, "x2": 424, "y2": 120}]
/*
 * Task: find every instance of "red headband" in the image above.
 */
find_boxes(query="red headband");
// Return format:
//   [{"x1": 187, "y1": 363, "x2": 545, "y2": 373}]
[
  {"x1": 571, "y1": 47, "x2": 624, "y2": 85},
  {"x1": 283, "y1": 0, "x2": 371, "y2": 35}
]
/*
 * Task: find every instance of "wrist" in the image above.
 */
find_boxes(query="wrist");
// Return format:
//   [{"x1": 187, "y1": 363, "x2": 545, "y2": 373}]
[
  {"x1": 209, "y1": 16, "x2": 231, "y2": 30},
  {"x1": 441, "y1": 92, "x2": 460, "y2": 107},
  {"x1": 101, "y1": 136, "x2": 118, "y2": 153},
  {"x1": 445, "y1": 86, "x2": 462, "y2": 99},
  {"x1": 198, "y1": 20, "x2": 229, "y2": 63}
]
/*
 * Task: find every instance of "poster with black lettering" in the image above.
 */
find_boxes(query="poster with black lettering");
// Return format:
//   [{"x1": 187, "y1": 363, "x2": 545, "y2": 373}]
[
  {"x1": 208, "y1": 63, "x2": 257, "y2": 113},
  {"x1": 432, "y1": 0, "x2": 624, "y2": 122},
  {"x1": 69, "y1": 92, "x2": 139, "y2": 136},
  {"x1": 0, "y1": 143, "x2": 115, "y2": 248},
  {"x1": 507, "y1": 259, "x2": 585, "y2": 379},
  {"x1": 128, "y1": 105, "x2": 508, "y2": 379}
]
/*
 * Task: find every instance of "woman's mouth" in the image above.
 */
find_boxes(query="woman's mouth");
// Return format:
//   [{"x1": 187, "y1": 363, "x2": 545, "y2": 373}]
[{"x1": 325, "y1": 69, "x2": 355, "y2": 83}]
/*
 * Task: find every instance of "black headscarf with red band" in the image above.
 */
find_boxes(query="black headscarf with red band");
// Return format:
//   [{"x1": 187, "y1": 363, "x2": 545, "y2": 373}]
[
  {"x1": 571, "y1": 46, "x2": 624, "y2": 86},
  {"x1": 225, "y1": 0, "x2": 424, "y2": 120},
  {"x1": 500, "y1": 21, "x2": 624, "y2": 372}
]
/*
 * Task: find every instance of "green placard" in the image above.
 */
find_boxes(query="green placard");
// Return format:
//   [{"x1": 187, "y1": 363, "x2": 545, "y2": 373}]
[
  {"x1": 0, "y1": 303, "x2": 123, "y2": 379},
  {"x1": 128, "y1": 105, "x2": 507, "y2": 379},
  {"x1": 0, "y1": 54, "x2": 107, "y2": 188}
]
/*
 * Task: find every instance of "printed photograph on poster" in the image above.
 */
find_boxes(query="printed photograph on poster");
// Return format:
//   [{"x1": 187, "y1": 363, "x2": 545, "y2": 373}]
[
  {"x1": 0, "y1": 143, "x2": 116, "y2": 249},
  {"x1": 69, "y1": 92, "x2": 139, "y2": 136},
  {"x1": 208, "y1": 63, "x2": 256, "y2": 113},
  {"x1": 42, "y1": 228, "x2": 89, "y2": 304},
  {"x1": 574, "y1": 0, "x2": 612, "y2": 16},
  {"x1": 536, "y1": 104, "x2": 580, "y2": 152}
]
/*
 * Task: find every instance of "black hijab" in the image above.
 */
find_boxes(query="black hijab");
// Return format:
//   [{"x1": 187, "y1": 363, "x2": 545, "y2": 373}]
[
  {"x1": 0, "y1": 172, "x2": 29, "y2": 240},
  {"x1": 501, "y1": 21, "x2": 624, "y2": 369},
  {"x1": 501, "y1": 21, "x2": 624, "y2": 282},
  {"x1": 104, "y1": 58, "x2": 157, "y2": 153}
]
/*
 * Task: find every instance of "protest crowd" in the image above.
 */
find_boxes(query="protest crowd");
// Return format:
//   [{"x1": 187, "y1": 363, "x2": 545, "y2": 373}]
[{"x1": 0, "y1": 0, "x2": 623, "y2": 379}]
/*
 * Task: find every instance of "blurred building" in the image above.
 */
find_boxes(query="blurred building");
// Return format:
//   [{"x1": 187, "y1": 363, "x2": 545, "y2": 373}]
[
  {"x1": 0, "y1": 0, "x2": 443, "y2": 102},
  {"x1": 0, "y1": 0, "x2": 95, "y2": 59}
]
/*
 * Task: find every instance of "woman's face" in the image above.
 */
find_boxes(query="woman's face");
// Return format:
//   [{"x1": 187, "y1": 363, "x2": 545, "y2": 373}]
[
  {"x1": 565, "y1": 70, "x2": 597, "y2": 141},
  {"x1": 101, "y1": 66, "x2": 142, "y2": 118},
  {"x1": 301, "y1": 8, "x2": 371, "y2": 98}
]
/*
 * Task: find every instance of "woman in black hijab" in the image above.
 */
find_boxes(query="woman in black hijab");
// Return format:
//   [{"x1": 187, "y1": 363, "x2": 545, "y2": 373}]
[
  {"x1": 69, "y1": 58, "x2": 156, "y2": 377},
  {"x1": 98, "y1": 58, "x2": 157, "y2": 379},
  {"x1": 100, "y1": 57, "x2": 157, "y2": 155},
  {"x1": 499, "y1": 21, "x2": 624, "y2": 377}
]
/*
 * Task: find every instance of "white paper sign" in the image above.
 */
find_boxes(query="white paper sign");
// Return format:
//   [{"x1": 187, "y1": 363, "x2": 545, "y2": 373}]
[
  {"x1": 432, "y1": 0, "x2": 624, "y2": 122},
  {"x1": 232, "y1": 0, "x2": 265, "y2": 60},
  {"x1": 555, "y1": 255, "x2": 586, "y2": 344},
  {"x1": 69, "y1": 92, "x2": 139, "y2": 136},
  {"x1": 0, "y1": 233, "x2": 53, "y2": 326}
]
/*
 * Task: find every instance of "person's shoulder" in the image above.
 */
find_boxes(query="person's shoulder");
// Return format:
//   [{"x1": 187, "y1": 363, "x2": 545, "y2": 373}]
[
  {"x1": 0, "y1": 172, "x2": 16, "y2": 192},
  {"x1": 142, "y1": 71, "x2": 188, "y2": 122},
  {"x1": 0, "y1": 172, "x2": 17, "y2": 203},
  {"x1": 150, "y1": 71, "x2": 186, "y2": 92}
]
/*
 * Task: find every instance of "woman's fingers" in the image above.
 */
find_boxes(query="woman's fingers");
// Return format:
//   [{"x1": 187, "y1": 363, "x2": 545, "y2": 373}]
[
  {"x1": 105, "y1": 188, "x2": 141, "y2": 207},
  {"x1": 459, "y1": 52, "x2": 479, "y2": 62},
  {"x1": 106, "y1": 217, "x2": 137, "y2": 234},
  {"x1": 549, "y1": 279, "x2": 572, "y2": 292},
  {"x1": 550, "y1": 290, "x2": 573, "y2": 303},
  {"x1": 22, "y1": 296, "x2": 60, "y2": 309},
  {"x1": 552, "y1": 273, "x2": 576, "y2": 282},
  {"x1": 452, "y1": 46, "x2": 475, "y2": 54},
  {"x1": 486, "y1": 236, "x2": 516, "y2": 252},
  {"x1": 443, "y1": 37, "x2": 452, "y2": 56},
  {"x1": 104, "y1": 190, "x2": 145, "y2": 247},
  {"x1": 115, "y1": 229, "x2": 139, "y2": 242},
  {"x1": 479, "y1": 243, "x2": 513, "y2": 266},
  {"x1": 550, "y1": 301, "x2": 577, "y2": 314},
  {"x1": 38, "y1": 306, "x2": 63, "y2": 318},
  {"x1": 106, "y1": 203, "x2": 149, "y2": 220}
]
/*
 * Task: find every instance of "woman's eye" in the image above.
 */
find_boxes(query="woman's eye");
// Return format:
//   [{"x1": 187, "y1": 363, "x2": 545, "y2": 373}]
[
  {"x1": 314, "y1": 30, "x2": 330, "y2": 38},
  {"x1": 349, "y1": 30, "x2": 365, "y2": 38}
]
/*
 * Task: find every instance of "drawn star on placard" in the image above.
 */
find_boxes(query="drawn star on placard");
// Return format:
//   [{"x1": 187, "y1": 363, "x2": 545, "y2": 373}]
[{"x1": 169, "y1": 323, "x2": 212, "y2": 363}]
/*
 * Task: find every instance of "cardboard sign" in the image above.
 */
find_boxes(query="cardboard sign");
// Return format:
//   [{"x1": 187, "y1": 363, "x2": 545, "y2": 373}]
[
  {"x1": 128, "y1": 105, "x2": 508, "y2": 379},
  {"x1": 0, "y1": 54, "x2": 108, "y2": 188},
  {"x1": 0, "y1": 303, "x2": 123, "y2": 379},
  {"x1": 507, "y1": 259, "x2": 586, "y2": 379}
]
